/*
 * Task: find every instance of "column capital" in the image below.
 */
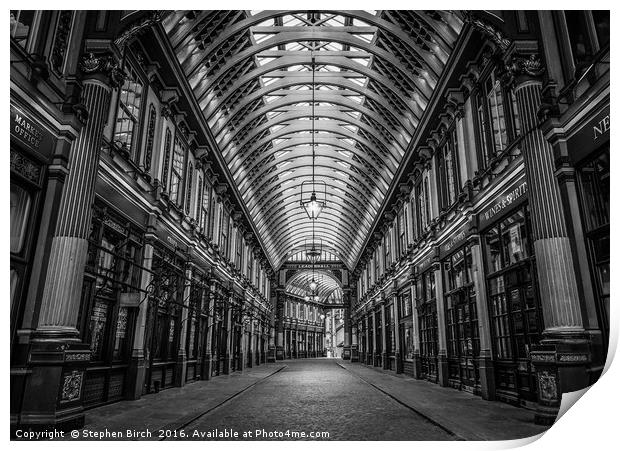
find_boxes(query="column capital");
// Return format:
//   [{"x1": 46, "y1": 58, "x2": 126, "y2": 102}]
[
  {"x1": 79, "y1": 52, "x2": 125, "y2": 88},
  {"x1": 500, "y1": 52, "x2": 545, "y2": 90}
]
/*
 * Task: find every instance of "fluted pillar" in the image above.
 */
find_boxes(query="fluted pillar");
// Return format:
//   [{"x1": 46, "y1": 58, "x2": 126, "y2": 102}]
[
  {"x1": 434, "y1": 264, "x2": 449, "y2": 386},
  {"x1": 275, "y1": 289, "x2": 285, "y2": 360},
  {"x1": 392, "y1": 293, "x2": 402, "y2": 373},
  {"x1": 174, "y1": 264, "x2": 192, "y2": 386},
  {"x1": 37, "y1": 76, "x2": 113, "y2": 337},
  {"x1": 126, "y1": 234, "x2": 155, "y2": 399},
  {"x1": 364, "y1": 314, "x2": 370, "y2": 365},
  {"x1": 381, "y1": 302, "x2": 388, "y2": 369},
  {"x1": 21, "y1": 54, "x2": 124, "y2": 430},
  {"x1": 509, "y1": 53, "x2": 588, "y2": 424},
  {"x1": 411, "y1": 277, "x2": 422, "y2": 379},
  {"x1": 470, "y1": 236, "x2": 495, "y2": 400},
  {"x1": 514, "y1": 78, "x2": 582, "y2": 333}
]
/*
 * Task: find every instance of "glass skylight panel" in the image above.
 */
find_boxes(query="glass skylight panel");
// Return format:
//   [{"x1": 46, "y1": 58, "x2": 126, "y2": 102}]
[
  {"x1": 257, "y1": 56, "x2": 276, "y2": 66},
  {"x1": 324, "y1": 42, "x2": 343, "y2": 51},
  {"x1": 282, "y1": 15, "x2": 303, "y2": 26},
  {"x1": 261, "y1": 77, "x2": 278, "y2": 86},
  {"x1": 352, "y1": 57, "x2": 370, "y2": 67},
  {"x1": 350, "y1": 77, "x2": 366, "y2": 86},
  {"x1": 324, "y1": 15, "x2": 345, "y2": 27},
  {"x1": 253, "y1": 33, "x2": 273, "y2": 44},
  {"x1": 353, "y1": 34, "x2": 373, "y2": 44}
]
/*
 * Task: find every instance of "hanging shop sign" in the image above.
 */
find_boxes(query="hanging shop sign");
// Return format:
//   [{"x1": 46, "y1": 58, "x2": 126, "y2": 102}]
[
  {"x1": 478, "y1": 176, "x2": 528, "y2": 230},
  {"x1": 10, "y1": 104, "x2": 55, "y2": 157},
  {"x1": 566, "y1": 102, "x2": 610, "y2": 163}
]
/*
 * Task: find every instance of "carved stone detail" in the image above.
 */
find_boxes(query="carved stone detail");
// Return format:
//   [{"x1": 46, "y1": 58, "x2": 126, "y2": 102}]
[{"x1": 79, "y1": 52, "x2": 126, "y2": 88}]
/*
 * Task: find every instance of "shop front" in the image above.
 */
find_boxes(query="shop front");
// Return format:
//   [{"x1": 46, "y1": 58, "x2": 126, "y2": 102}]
[
  {"x1": 479, "y1": 176, "x2": 543, "y2": 406},
  {"x1": 398, "y1": 287, "x2": 415, "y2": 377},
  {"x1": 440, "y1": 223, "x2": 480, "y2": 394},
  {"x1": 564, "y1": 102, "x2": 610, "y2": 375},
  {"x1": 415, "y1": 255, "x2": 438, "y2": 383},
  {"x1": 79, "y1": 203, "x2": 143, "y2": 407}
]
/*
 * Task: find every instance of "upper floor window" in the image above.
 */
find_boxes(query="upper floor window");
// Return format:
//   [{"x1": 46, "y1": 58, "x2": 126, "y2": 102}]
[
  {"x1": 398, "y1": 205, "x2": 406, "y2": 254},
  {"x1": 384, "y1": 230, "x2": 391, "y2": 267},
  {"x1": 170, "y1": 135, "x2": 186, "y2": 207},
  {"x1": 10, "y1": 11, "x2": 38, "y2": 50},
  {"x1": 564, "y1": 11, "x2": 609, "y2": 74},
  {"x1": 475, "y1": 70, "x2": 520, "y2": 168},
  {"x1": 114, "y1": 65, "x2": 144, "y2": 161},
  {"x1": 437, "y1": 127, "x2": 461, "y2": 209}
]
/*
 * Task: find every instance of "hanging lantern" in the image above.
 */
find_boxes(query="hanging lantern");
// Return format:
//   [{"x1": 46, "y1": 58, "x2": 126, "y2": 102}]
[
  {"x1": 300, "y1": 182, "x2": 327, "y2": 220},
  {"x1": 309, "y1": 279, "x2": 318, "y2": 292}
]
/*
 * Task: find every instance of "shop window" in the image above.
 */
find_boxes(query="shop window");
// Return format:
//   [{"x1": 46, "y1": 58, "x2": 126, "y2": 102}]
[
  {"x1": 418, "y1": 270, "x2": 438, "y2": 379},
  {"x1": 401, "y1": 323, "x2": 414, "y2": 360},
  {"x1": 484, "y1": 207, "x2": 542, "y2": 362},
  {"x1": 113, "y1": 65, "x2": 143, "y2": 160},
  {"x1": 10, "y1": 183, "x2": 31, "y2": 254},
  {"x1": 399, "y1": 291, "x2": 412, "y2": 318},
  {"x1": 82, "y1": 210, "x2": 142, "y2": 363},
  {"x1": 385, "y1": 304, "x2": 395, "y2": 356},
  {"x1": 578, "y1": 148, "x2": 610, "y2": 337}
]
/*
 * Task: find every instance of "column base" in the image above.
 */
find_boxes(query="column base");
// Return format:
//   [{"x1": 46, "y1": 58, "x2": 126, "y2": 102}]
[
  {"x1": 438, "y1": 353, "x2": 449, "y2": 387},
  {"x1": 342, "y1": 346, "x2": 351, "y2": 360},
  {"x1": 350, "y1": 345, "x2": 359, "y2": 362},
  {"x1": 478, "y1": 350, "x2": 496, "y2": 401},
  {"x1": 267, "y1": 345, "x2": 276, "y2": 362},
  {"x1": 125, "y1": 352, "x2": 146, "y2": 400},
  {"x1": 18, "y1": 340, "x2": 91, "y2": 433},
  {"x1": 275, "y1": 346, "x2": 284, "y2": 361},
  {"x1": 395, "y1": 352, "x2": 403, "y2": 374},
  {"x1": 531, "y1": 335, "x2": 591, "y2": 425},
  {"x1": 174, "y1": 351, "x2": 187, "y2": 387},
  {"x1": 202, "y1": 354, "x2": 212, "y2": 380},
  {"x1": 223, "y1": 354, "x2": 231, "y2": 375},
  {"x1": 412, "y1": 352, "x2": 422, "y2": 379}
]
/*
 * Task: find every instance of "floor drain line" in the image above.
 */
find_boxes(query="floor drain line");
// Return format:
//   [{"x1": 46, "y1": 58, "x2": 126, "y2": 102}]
[
  {"x1": 160, "y1": 365, "x2": 287, "y2": 440},
  {"x1": 336, "y1": 362, "x2": 464, "y2": 440}
]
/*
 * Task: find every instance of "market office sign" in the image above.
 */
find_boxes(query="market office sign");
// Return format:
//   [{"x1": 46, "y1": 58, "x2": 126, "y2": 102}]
[{"x1": 10, "y1": 104, "x2": 55, "y2": 157}]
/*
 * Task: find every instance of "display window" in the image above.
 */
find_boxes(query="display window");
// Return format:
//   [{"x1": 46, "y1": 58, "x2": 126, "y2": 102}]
[
  {"x1": 483, "y1": 205, "x2": 542, "y2": 402},
  {"x1": 417, "y1": 270, "x2": 438, "y2": 382},
  {"x1": 443, "y1": 245, "x2": 480, "y2": 391}
]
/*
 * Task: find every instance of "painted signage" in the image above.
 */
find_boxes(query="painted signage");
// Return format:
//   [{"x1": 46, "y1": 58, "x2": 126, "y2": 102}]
[
  {"x1": 567, "y1": 103, "x2": 610, "y2": 163},
  {"x1": 440, "y1": 223, "x2": 470, "y2": 257},
  {"x1": 478, "y1": 177, "x2": 528, "y2": 230},
  {"x1": 10, "y1": 104, "x2": 55, "y2": 157}
]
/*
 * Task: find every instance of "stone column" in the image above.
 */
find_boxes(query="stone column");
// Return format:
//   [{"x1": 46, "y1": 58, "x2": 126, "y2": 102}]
[
  {"x1": 174, "y1": 264, "x2": 193, "y2": 386},
  {"x1": 126, "y1": 229, "x2": 155, "y2": 399},
  {"x1": 392, "y1": 293, "x2": 403, "y2": 373},
  {"x1": 434, "y1": 263, "x2": 449, "y2": 387},
  {"x1": 381, "y1": 302, "x2": 388, "y2": 370},
  {"x1": 203, "y1": 280, "x2": 215, "y2": 380},
  {"x1": 508, "y1": 53, "x2": 588, "y2": 424},
  {"x1": 470, "y1": 236, "x2": 495, "y2": 400},
  {"x1": 21, "y1": 55, "x2": 123, "y2": 430},
  {"x1": 342, "y1": 303, "x2": 352, "y2": 360},
  {"x1": 364, "y1": 314, "x2": 371, "y2": 365},
  {"x1": 275, "y1": 289, "x2": 285, "y2": 360},
  {"x1": 351, "y1": 319, "x2": 359, "y2": 362},
  {"x1": 247, "y1": 318, "x2": 254, "y2": 368},
  {"x1": 411, "y1": 279, "x2": 422, "y2": 379},
  {"x1": 371, "y1": 309, "x2": 379, "y2": 366},
  {"x1": 223, "y1": 304, "x2": 232, "y2": 374}
]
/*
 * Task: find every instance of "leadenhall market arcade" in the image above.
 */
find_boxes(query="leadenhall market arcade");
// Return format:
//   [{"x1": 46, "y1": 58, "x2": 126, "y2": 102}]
[{"x1": 10, "y1": 10, "x2": 609, "y2": 434}]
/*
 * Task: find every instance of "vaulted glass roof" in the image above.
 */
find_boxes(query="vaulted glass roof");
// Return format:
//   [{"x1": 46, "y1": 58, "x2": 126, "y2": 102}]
[{"x1": 164, "y1": 10, "x2": 464, "y2": 270}]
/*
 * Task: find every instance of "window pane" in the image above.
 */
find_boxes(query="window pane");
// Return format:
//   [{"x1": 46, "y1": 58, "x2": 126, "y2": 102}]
[
  {"x1": 10, "y1": 184, "x2": 31, "y2": 254},
  {"x1": 592, "y1": 10, "x2": 610, "y2": 48},
  {"x1": 89, "y1": 300, "x2": 109, "y2": 361},
  {"x1": 565, "y1": 11, "x2": 592, "y2": 68},
  {"x1": 10, "y1": 11, "x2": 34, "y2": 47}
]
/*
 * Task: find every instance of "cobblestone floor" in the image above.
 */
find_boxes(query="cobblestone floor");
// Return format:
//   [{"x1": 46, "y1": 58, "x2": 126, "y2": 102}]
[
  {"x1": 177, "y1": 358, "x2": 455, "y2": 441},
  {"x1": 72, "y1": 358, "x2": 550, "y2": 441}
]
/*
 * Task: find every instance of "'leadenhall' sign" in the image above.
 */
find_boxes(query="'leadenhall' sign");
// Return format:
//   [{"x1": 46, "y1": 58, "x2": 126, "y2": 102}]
[{"x1": 478, "y1": 177, "x2": 528, "y2": 230}]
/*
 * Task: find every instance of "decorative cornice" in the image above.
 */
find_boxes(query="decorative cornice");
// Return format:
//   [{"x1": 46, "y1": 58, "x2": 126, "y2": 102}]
[{"x1": 114, "y1": 11, "x2": 167, "y2": 48}]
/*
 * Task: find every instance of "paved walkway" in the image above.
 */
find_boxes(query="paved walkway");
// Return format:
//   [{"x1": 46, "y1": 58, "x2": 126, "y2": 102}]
[
  {"x1": 76, "y1": 363, "x2": 286, "y2": 439},
  {"x1": 69, "y1": 358, "x2": 550, "y2": 441},
  {"x1": 338, "y1": 360, "x2": 549, "y2": 440}
]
